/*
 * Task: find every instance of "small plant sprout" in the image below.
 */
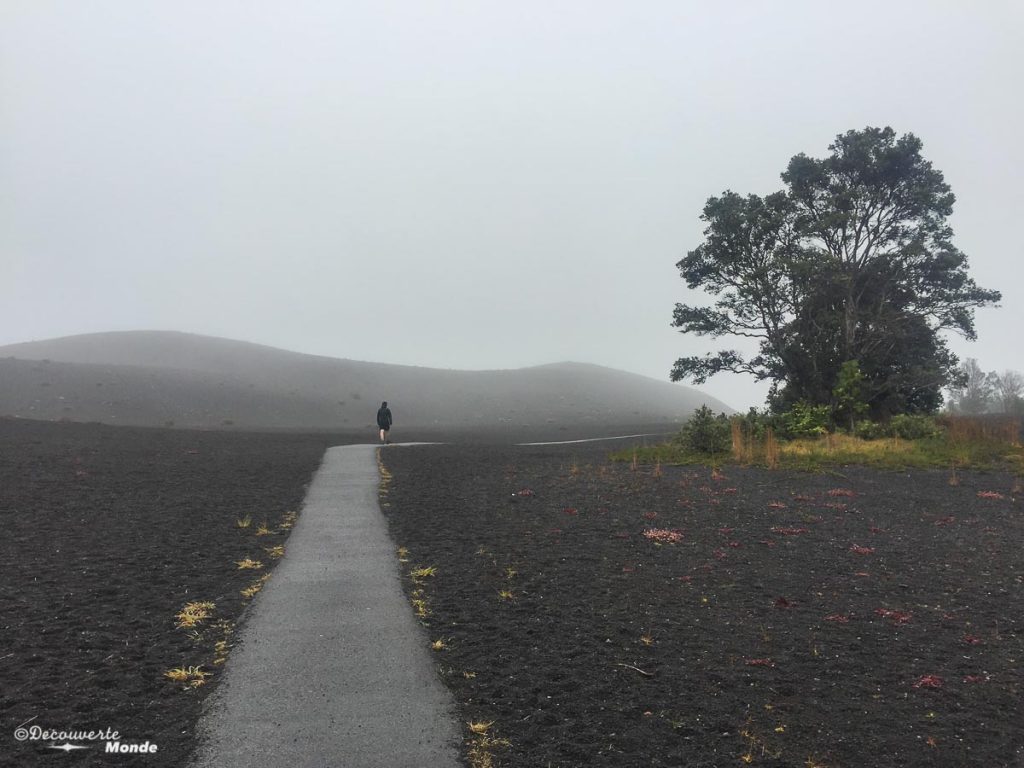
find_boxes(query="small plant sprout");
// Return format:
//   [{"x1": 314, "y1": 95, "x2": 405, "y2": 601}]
[
  {"x1": 279, "y1": 510, "x2": 298, "y2": 530},
  {"x1": 255, "y1": 522, "x2": 272, "y2": 536},
  {"x1": 640, "y1": 634, "x2": 655, "y2": 646},
  {"x1": 498, "y1": 589, "x2": 515, "y2": 601},
  {"x1": 236, "y1": 558, "x2": 264, "y2": 570},
  {"x1": 410, "y1": 565, "x2": 437, "y2": 580},
  {"x1": 397, "y1": 546, "x2": 410, "y2": 562},
  {"x1": 504, "y1": 567, "x2": 517, "y2": 579},
  {"x1": 468, "y1": 721, "x2": 494, "y2": 735},
  {"x1": 264, "y1": 545, "x2": 285, "y2": 558},
  {"x1": 236, "y1": 515, "x2": 251, "y2": 528},
  {"x1": 175, "y1": 601, "x2": 215, "y2": 629},
  {"x1": 164, "y1": 666, "x2": 210, "y2": 687},
  {"x1": 240, "y1": 573, "x2": 271, "y2": 598},
  {"x1": 411, "y1": 598, "x2": 429, "y2": 618},
  {"x1": 431, "y1": 639, "x2": 446, "y2": 651}
]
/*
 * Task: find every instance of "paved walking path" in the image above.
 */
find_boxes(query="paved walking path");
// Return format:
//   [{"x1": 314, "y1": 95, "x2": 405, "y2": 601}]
[{"x1": 189, "y1": 444, "x2": 461, "y2": 768}]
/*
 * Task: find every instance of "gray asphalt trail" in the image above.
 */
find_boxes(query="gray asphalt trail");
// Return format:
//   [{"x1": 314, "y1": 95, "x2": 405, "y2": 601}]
[{"x1": 189, "y1": 444, "x2": 461, "y2": 768}]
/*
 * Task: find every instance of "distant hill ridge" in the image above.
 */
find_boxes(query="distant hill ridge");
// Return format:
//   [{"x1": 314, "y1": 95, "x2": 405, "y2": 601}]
[{"x1": 0, "y1": 331, "x2": 730, "y2": 434}]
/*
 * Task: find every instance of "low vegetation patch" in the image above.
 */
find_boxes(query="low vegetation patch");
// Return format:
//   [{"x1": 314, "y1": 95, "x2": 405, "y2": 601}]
[{"x1": 617, "y1": 410, "x2": 1023, "y2": 475}]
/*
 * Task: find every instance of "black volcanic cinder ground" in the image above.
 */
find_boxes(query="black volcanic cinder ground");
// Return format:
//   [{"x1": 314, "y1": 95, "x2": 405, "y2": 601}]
[
  {"x1": 379, "y1": 444, "x2": 1024, "y2": 768},
  {"x1": 7, "y1": 419, "x2": 1019, "y2": 767},
  {"x1": 0, "y1": 420, "x2": 342, "y2": 768}
]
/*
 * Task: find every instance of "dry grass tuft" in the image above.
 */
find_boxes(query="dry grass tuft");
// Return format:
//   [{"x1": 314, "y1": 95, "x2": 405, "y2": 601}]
[
  {"x1": 175, "y1": 601, "x2": 215, "y2": 629},
  {"x1": 764, "y1": 428, "x2": 780, "y2": 469},
  {"x1": 164, "y1": 666, "x2": 210, "y2": 687},
  {"x1": 236, "y1": 515, "x2": 251, "y2": 529},
  {"x1": 236, "y1": 558, "x2": 264, "y2": 570}
]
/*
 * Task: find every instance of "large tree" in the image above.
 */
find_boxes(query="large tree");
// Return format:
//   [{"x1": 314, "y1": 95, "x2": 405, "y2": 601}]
[{"x1": 671, "y1": 127, "x2": 1000, "y2": 418}]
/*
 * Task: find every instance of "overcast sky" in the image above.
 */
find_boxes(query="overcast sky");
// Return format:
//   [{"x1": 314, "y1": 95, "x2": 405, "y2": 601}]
[{"x1": 2, "y1": 1, "x2": 1021, "y2": 410}]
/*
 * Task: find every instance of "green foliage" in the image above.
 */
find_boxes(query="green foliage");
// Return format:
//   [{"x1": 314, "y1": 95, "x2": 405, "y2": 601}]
[
  {"x1": 776, "y1": 401, "x2": 830, "y2": 439},
  {"x1": 854, "y1": 420, "x2": 888, "y2": 440},
  {"x1": 832, "y1": 360, "x2": 868, "y2": 430},
  {"x1": 889, "y1": 414, "x2": 944, "y2": 440},
  {"x1": 675, "y1": 405, "x2": 731, "y2": 454},
  {"x1": 732, "y1": 407, "x2": 774, "y2": 441},
  {"x1": 855, "y1": 415, "x2": 944, "y2": 440},
  {"x1": 671, "y1": 127, "x2": 1000, "y2": 418}
]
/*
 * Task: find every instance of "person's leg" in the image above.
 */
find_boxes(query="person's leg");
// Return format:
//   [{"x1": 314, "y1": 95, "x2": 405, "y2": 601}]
[{"x1": 379, "y1": 428, "x2": 385, "y2": 443}]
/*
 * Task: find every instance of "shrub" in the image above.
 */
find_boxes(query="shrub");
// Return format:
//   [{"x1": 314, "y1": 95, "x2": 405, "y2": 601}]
[
  {"x1": 777, "y1": 401, "x2": 831, "y2": 439},
  {"x1": 855, "y1": 415, "x2": 944, "y2": 441},
  {"x1": 677, "y1": 406, "x2": 732, "y2": 454},
  {"x1": 854, "y1": 420, "x2": 888, "y2": 440},
  {"x1": 889, "y1": 414, "x2": 944, "y2": 440}
]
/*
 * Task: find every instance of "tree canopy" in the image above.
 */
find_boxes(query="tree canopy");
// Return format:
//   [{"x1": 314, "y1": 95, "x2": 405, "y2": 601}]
[{"x1": 671, "y1": 127, "x2": 1000, "y2": 418}]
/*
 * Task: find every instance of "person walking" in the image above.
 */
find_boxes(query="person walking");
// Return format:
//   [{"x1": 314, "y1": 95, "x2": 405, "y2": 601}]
[{"x1": 376, "y1": 401, "x2": 393, "y2": 444}]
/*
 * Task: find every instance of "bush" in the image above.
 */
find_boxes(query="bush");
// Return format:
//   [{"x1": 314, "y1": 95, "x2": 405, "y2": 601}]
[
  {"x1": 854, "y1": 415, "x2": 944, "y2": 441},
  {"x1": 854, "y1": 420, "x2": 888, "y2": 440},
  {"x1": 889, "y1": 414, "x2": 943, "y2": 440},
  {"x1": 777, "y1": 401, "x2": 831, "y2": 439},
  {"x1": 677, "y1": 405, "x2": 732, "y2": 454},
  {"x1": 733, "y1": 407, "x2": 775, "y2": 441}
]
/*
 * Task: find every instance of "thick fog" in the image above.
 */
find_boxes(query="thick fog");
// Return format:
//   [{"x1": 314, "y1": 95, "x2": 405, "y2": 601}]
[{"x1": 2, "y1": 1, "x2": 1021, "y2": 410}]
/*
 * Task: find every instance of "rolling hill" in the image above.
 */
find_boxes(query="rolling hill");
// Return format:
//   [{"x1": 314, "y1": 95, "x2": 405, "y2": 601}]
[{"x1": 0, "y1": 331, "x2": 730, "y2": 437}]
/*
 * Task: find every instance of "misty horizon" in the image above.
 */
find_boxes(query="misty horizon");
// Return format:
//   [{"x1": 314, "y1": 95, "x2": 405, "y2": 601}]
[{"x1": 3, "y1": 2, "x2": 1022, "y2": 411}]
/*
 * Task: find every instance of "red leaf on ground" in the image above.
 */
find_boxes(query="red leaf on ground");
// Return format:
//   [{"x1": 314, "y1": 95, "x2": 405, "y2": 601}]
[
  {"x1": 774, "y1": 597, "x2": 792, "y2": 609},
  {"x1": 728, "y1": 541, "x2": 741, "y2": 548},
  {"x1": 977, "y1": 491, "x2": 1005, "y2": 500},
  {"x1": 793, "y1": 495, "x2": 813, "y2": 502},
  {"x1": 869, "y1": 526, "x2": 884, "y2": 534},
  {"x1": 828, "y1": 488, "x2": 856, "y2": 497},
  {"x1": 514, "y1": 488, "x2": 535, "y2": 497},
  {"x1": 912, "y1": 674, "x2": 943, "y2": 689},
  {"x1": 849, "y1": 544, "x2": 875, "y2": 555},
  {"x1": 678, "y1": 575, "x2": 693, "y2": 583},
  {"x1": 854, "y1": 571, "x2": 870, "y2": 577},
  {"x1": 713, "y1": 548, "x2": 727, "y2": 560},
  {"x1": 564, "y1": 508, "x2": 578, "y2": 515},
  {"x1": 963, "y1": 634, "x2": 983, "y2": 645},
  {"x1": 718, "y1": 527, "x2": 735, "y2": 536},
  {"x1": 744, "y1": 658, "x2": 774, "y2": 667},
  {"x1": 963, "y1": 674, "x2": 988, "y2": 683},
  {"x1": 643, "y1": 511, "x2": 658, "y2": 520},
  {"x1": 768, "y1": 502, "x2": 787, "y2": 509},
  {"x1": 759, "y1": 540, "x2": 776, "y2": 547},
  {"x1": 771, "y1": 527, "x2": 809, "y2": 535},
  {"x1": 825, "y1": 614, "x2": 850, "y2": 623},
  {"x1": 875, "y1": 608, "x2": 913, "y2": 624},
  {"x1": 643, "y1": 528, "x2": 683, "y2": 543},
  {"x1": 721, "y1": 488, "x2": 738, "y2": 494},
  {"x1": 934, "y1": 515, "x2": 955, "y2": 526}
]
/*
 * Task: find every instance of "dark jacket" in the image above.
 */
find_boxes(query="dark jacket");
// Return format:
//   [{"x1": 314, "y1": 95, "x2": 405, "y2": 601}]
[{"x1": 376, "y1": 406, "x2": 393, "y2": 429}]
